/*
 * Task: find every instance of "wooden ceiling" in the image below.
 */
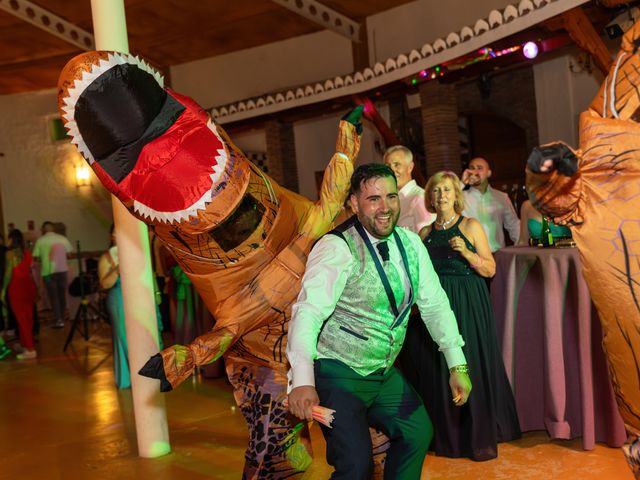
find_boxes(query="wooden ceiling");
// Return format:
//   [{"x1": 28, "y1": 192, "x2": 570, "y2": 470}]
[{"x1": 0, "y1": 0, "x2": 415, "y2": 95}]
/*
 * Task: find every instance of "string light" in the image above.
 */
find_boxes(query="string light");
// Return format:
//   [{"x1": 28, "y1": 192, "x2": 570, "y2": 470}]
[
  {"x1": 406, "y1": 42, "x2": 530, "y2": 86},
  {"x1": 522, "y1": 41, "x2": 539, "y2": 59}
]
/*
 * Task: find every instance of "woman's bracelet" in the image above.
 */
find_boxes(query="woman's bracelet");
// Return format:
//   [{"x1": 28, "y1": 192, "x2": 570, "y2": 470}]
[{"x1": 449, "y1": 364, "x2": 469, "y2": 374}]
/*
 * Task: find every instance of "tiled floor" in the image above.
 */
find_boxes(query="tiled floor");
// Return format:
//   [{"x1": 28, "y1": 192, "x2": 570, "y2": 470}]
[{"x1": 0, "y1": 318, "x2": 632, "y2": 479}]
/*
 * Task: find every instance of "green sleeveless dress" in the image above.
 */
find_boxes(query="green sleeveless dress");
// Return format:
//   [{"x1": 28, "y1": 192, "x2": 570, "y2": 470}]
[{"x1": 400, "y1": 216, "x2": 521, "y2": 461}]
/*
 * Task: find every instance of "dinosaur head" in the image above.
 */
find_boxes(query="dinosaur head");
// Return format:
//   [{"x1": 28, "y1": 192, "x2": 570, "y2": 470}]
[{"x1": 57, "y1": 51, "x2": 287, "y2": 261}]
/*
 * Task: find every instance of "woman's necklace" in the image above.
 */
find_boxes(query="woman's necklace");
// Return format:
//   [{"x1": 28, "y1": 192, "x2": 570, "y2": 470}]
[{"x1": 435, "y1": 213, "x2": 457, "y2": 229}]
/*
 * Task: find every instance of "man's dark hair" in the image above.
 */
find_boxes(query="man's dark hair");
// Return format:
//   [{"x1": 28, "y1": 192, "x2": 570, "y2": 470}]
[
  {"x1": 468, "y1": 156, "x2": 493, "y2": 170},
  {"x1": 350, "y1": 163, "x2": 397, "y2": 195}
]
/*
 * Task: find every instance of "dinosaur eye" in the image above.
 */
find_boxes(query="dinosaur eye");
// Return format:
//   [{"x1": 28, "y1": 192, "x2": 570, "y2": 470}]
[{"x1": 208, "y1": 195, "x2": 265, "y2": 251}]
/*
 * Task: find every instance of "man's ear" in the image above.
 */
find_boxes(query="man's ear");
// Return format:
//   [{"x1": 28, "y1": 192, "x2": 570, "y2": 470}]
[
  {"x1": 409, "y1": 161, "x2": 415, "y2": 173},
  {"x1": 487, "y1": 168, "x2": 492, "y2": 179},
  {"x1": 349, "y1": 194, "x2": 359, "y2": 214}
]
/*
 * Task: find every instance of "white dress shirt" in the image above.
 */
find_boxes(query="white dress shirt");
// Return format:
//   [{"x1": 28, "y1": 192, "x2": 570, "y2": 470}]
[
  {"x1": 397, "y1": 180, "x2": 436, "y2": 233},
  {"x1": 287, "y1": 227, "x2": 466, "y2": 389},
  {"x1": 463, "y1": 186, "x2": 520, "y2": 252}
]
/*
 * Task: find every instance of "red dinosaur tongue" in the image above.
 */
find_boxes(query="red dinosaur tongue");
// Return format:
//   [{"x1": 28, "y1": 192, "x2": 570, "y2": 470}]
[
  {"x1": 58, "y1": 52, "x2": 248, "y2": 225},
  {"x1": 117, "y1": 108, "x2": 227, "y2": 222}
]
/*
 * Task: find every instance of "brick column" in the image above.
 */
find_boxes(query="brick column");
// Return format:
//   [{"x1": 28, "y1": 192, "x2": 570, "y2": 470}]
[
  {"x1": 387, "y1": 96, "x2": 405, "y2": 144},
  {"x1": 420, "y1": 81, "x2": 460, "y2": 176},
  {"x1": 265, "y1": 119, "x2": 299, "y2": 192}
]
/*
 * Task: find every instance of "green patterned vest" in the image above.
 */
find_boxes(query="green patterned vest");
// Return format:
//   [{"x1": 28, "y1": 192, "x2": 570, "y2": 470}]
[{"x1": 316, "y1": 221, "x2": 420, "y2": 376}]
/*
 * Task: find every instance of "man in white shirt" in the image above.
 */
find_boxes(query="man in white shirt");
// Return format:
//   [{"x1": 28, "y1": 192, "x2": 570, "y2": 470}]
[
  {"x1": 32, "y1": 221, "x2": 72, "y2": 328},
  {"x1": 287, "y1": 163, "x2": 471, "y2": 479},
  {"x1": 383, "y1": 145, "x2": 435, "y2": 233},
  {"x1": 462, "y1": 157, "x2": 520, "y2": 252}
]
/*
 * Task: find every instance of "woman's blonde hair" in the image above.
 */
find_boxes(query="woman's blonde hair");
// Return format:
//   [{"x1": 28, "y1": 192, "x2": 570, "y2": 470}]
[{"x1": 425, "y1": 171, "x2": 465, "y2": 214}]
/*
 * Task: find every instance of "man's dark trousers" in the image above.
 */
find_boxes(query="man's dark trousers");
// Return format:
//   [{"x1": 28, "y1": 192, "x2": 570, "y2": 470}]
[
  {"x1": 314, "y1": 358, "x2": 432, "y2": 479},
  {"x1": 43, "y1": 272, "x2": 67, "y2": 324}
]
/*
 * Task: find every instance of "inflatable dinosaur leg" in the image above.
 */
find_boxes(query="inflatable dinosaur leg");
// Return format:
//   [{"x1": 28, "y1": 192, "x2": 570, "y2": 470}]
[{"x1": 228, "y1": 361, "x2": 312, "y2": 478}]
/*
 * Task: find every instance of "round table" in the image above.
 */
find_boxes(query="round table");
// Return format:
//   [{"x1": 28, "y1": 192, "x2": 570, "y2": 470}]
[{"x1": 491, "y1": 245, "x2": 626, "y2": 449}]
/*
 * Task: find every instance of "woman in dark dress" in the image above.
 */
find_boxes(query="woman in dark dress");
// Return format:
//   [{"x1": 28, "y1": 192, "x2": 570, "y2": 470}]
[{"x1": 400, "y1": 171, "x2": 520, "y2": 461}]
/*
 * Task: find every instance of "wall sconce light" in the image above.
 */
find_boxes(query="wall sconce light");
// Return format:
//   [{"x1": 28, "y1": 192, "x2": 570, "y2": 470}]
[{"x1": 75, "y1": 163, "x2": 91, "y2": 187}]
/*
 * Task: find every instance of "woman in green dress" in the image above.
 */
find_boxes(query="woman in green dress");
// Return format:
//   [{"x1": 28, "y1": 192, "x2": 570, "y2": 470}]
[
  {"x1": 517, "y1": 199, "x2": 572, "y2": 246},
  {"x1": 400, "y1": 171, "x2": 520, "y2": 461}
]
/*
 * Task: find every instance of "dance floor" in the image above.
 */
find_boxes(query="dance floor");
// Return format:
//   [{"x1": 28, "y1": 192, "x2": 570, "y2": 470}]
[{"x1": 0, "y1": 318, "x2": 632, "y2": 480}]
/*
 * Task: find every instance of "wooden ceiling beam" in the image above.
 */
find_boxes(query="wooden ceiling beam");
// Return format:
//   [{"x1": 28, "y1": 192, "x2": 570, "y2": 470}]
[
  {"x1": 561, "y1": 6, "x2": 613, "y2": 76},
  {"x1": 269, "y1": 0, "x2": 360, "y2": 41},
  {"x1": 0, "y1": 49, "x2": 78, "y2": 69},
  {"x1": 0, "y1": 0, "x2": 94, "y2": 50},
  {"x1": 599, "y1": 0, "x2": 633, "y2": 7}
]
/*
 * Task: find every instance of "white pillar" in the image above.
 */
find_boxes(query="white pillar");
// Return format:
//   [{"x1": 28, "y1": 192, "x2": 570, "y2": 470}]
[{"x1": 90, "y1": 0, "x2": 170, "y2": 458}]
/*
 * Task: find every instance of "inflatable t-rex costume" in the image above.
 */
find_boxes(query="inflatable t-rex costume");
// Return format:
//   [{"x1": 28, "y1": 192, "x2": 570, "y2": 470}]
[
  {"x1": 526, "y1": 21, "x2": 640, "y2": 475},
  {"x1": 56, "y1": 51, "x2": 385, "y2": 478}
]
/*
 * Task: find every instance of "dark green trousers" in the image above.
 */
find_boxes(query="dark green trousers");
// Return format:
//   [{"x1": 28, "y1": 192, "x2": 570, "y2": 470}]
[{"x1": 315, "y1": 358, "x2": 432, "y2": 480}]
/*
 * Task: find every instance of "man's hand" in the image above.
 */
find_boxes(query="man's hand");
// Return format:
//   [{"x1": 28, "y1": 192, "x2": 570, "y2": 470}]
[
  {"x1": 461, "y1": 169, "x2": 472, "y2": 186},
  {"x1": 461, "y1": 169, "x2": 480, "y2": 187},
  {"x1": 527, "y1": 142, "x2": 578, "y2": 176},
  {"x1": 287, "y1": 385, "x2": 319, "y2": 421},
  {"x1": 449, "y1": 371, "x2": 472, "y2": 407}
]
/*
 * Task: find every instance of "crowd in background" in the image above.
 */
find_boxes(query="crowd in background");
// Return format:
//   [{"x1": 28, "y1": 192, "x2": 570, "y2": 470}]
[
  {"x1": 0, "y1": 220, "x2": 222, "y2": 385},
  {"x1": 0, "y1": 145, "x2": 571, "y2": 467}
]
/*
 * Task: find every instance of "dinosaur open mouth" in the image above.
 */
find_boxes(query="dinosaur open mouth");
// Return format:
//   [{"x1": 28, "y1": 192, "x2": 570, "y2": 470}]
[
  {"x1": 121, "y1": 111, "x2": 232, "y2": 224},
  {"x1": 59, "y1": 51, "x2": 246, "y2": 225}
]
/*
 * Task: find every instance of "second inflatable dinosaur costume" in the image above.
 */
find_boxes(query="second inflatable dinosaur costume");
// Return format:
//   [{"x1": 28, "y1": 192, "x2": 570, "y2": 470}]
[
  {"x1": 56, "y1": 51, "x2": 388, "y2": 478},
  {"x1": 526, "y1": 21, "x2": 640, "y2": 475}
]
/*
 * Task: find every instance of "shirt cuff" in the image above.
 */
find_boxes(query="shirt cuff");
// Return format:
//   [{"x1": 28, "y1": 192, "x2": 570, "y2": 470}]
[
  {"x1": 288, "y1": 361, "x2": 316, "y2": 392},
  {"x1": 442, "y1": 347, "x2": 467, "y2": 370}
]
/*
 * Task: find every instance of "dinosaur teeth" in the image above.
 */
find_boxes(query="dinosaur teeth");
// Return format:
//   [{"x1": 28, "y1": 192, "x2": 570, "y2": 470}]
[
  {"x1": 133, "y1": 186, "x2": 214, "y2": 225},
  {"x1": 60, "y1": 51, "x2": 165, "y2": 166}
]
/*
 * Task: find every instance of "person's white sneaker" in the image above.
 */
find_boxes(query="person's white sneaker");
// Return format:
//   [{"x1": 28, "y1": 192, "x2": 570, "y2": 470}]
[{"x1": 16, "y1": 350, "x2": 37, "y2": 360}]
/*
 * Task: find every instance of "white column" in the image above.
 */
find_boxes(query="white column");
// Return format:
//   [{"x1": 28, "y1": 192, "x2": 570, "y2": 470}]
[{"x1": 90, "y1": 0, "x2": 170, "y2": 458}]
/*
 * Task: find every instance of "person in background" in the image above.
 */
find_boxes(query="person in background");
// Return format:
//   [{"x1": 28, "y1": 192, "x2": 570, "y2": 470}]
[
  {"x1": 98, "y1": 225, "x2": 130, "y2": 389},
  {"x1": 99, "y1": 225, "x2": 164, "y2": 389},
  {"x1": 32, "y1": 221, "x2": 72, "y2": 328},
  {"x1": 461, "y1": 157, "x2": 519, "y2": 251},
  {"x1": 287, "y1": 163, "x2": 470, "y2": 479},
  {"x1": 384, "y1": 145, "x2": 435, "y2": 233},
  {"x1": 0, "y1": 234, "x2": 12, "y2": 360},
  {"x1": 0, "y1": 336, "x2": 11, "y2": 359},
  {"x1": 517, "y1": 199, "x2": 571, "y2": 246},
  {"x1": 0, "y1": 233, "x2": 8, "y2": 335},
  {"x1": 400, "y1": 171, "x2": 520, "y2": 461},
  {"x1": 0, "y1": 232, "x2": 18, "y2": 339},
  {"x1": 1, "y1": 229, "x2": 38, "y2": 360}
]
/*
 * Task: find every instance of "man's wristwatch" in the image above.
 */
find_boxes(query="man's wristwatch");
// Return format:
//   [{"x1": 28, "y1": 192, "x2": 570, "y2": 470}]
[{"x1": 449, "y1": 364, "x2": 469, "y2": 374}]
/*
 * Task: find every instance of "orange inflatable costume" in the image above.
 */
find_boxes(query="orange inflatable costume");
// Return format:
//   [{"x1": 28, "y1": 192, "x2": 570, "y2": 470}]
[
  {"x1": 526, "y1": 22, "x2": 640, "y2": 474},
  {"x1": 57, "y1": 51, "x2": 366, "y2": 478}
]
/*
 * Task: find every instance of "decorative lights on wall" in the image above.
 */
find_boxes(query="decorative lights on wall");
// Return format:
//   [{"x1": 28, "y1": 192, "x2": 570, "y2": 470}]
[
  {"x1": 407, "y1": 41, "x2": 539, "y2": 86},
  {"x1": 522, "y1": 41, "x2": 539, "y2": 59}
]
